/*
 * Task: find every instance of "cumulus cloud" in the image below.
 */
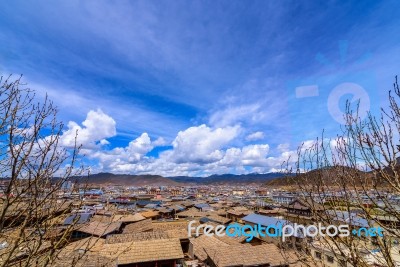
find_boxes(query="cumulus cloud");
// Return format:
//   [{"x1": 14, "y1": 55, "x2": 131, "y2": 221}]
[
  {"x1": 89, "y1": 133, "x2": 159, "y2": 169},
  {"x1": 277, "y1": 143, "x2": 290, "y2": 153},
  {"x1": 167, "y1": 124, "x2": 241, "y2": 164},
  {"x1": 246, "y1": 131, "x2": 265, "y2": 141},
  {"x1": 45, "y1": 109, "x2": 302, "y2": 176},
  {"x1": 217, "y1": 144, "x2": 270, "y2": 167},
  {"x1": 60, "y1": 109, "x2": 116, "y2": 148}
]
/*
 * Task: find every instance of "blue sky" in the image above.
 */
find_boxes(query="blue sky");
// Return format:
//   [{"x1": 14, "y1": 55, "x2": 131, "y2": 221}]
[{"x1": 1, "y1": 1, "x2": 400, "y2": 176}]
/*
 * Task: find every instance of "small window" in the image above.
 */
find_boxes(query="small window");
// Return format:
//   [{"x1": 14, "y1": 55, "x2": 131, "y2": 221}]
[
  {"x1": 326, "y1": 255, "x2": 334, "y2": 263},
  {"x1": 315, "y1": 251, "x2": 322, "y2": 259}
]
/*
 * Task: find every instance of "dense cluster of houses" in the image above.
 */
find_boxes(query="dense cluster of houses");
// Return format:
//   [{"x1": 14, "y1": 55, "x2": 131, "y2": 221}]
[{"x1": 2, "y1": 183, "x2": 400, "y2": 266}]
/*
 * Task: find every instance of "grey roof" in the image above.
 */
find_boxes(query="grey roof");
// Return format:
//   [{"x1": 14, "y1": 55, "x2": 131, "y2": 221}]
[
  {"x1": 63, "y1": 213, "x2": 92, "y2": 225},
  {"x1": 327, "y1": 210, "x2": 371, "y2": 228},
  {"x1": 242, "y1": 213, "x2": 287, "y2": 227},
  {"x1": 144, "y1": 203, "x2": 159, "y2": 209},
  {"x1": 242, "y1": 213, "x2": 307, "y2": 238},
  {"x1": 195, "y1": 203, "x2": 210, "y2": 209}
]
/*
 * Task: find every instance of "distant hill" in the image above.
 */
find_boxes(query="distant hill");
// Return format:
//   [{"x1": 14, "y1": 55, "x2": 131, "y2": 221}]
[
  {"x1": 69, "y1": 173, "x2": 181, "y2": 186},
  {"x1": 168, "y1": 172, "x2": 291, "y2": 184},
  {"x1": 267, "y1": 166, "x2": 372, "y2": 187},
  {"x1": 68, "y1": 172, "x2": 291, "y2": 186}
]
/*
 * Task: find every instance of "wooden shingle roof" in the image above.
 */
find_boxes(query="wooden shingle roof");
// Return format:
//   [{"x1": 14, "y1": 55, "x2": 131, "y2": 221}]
[
  {"x1": 106, "y1": 231, "x2": 169, "y2": 243},
  {"x1": 99, "y1": 238, "x2": 184, "y2": 264},
  {"x1": 111, "y1": 213, "x2": 146, "y2": 223},
  {"x1": 260, "y1": 243, "x2": 301, "y2": 266},
  {"x1": 122, "y1": 219, "x2": 153, "y2": 233},
  {"x1": 205, "y1": 244, "x2": 270, "y2": 267},
  {"x1": 140, "y1": 210, "x2": 160, "y2": 218},
  {"x1": 206, "y1": 214, "x2": 231, "y2": 224},
  {"x1": 176, "y1": 207, "x2": 208, "y2": 217},
  {"x1": 75, "y1": 221, "x2": 121, "y2": 237},
  {"x1": 54, "y1": 252, "x2": 117, "y2": 267},
  {"x1": 190, "y1": 235, "x2": 228, "y2": 261}
]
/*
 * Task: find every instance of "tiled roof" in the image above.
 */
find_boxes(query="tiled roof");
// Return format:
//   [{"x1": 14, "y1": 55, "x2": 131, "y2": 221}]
[
  {"x1": 54, "y1": 252, "x2": 117, "y2": 267},
  {"x1": 205, "y1": 244, "x2": 270, "y2": 267},
  {"x1": 260, "y1": 243, "x2": 302, "y2": 266},
  {"x1": 226, "y1": 207, "x2": 251, "y2": 216},
  {"x1": 152, "y1": 220, "x2": 194, "y2": 231},
  {"x1": 111, "y1": 213, "x2": 146, "y2": 223},
  {"x1": 176, "y1": 207, "x2": 208, "y2": 217},
  {"x1": 214, "y1": 231, "x2": 247, "y2": 245},
  {"x1": 285, "y1": 198, "x2": 324, "y2": 211},
  {"x1": 190, "y1": 235, "x2": 228, "y2": 261},
  {"x1": 61, "y1": 237, "x2": 106, "y2": 253},
  {"x1": 156, "y1": 207, "x2": 172, "y2": 213},
  {"x1": 99, "y1": 238, "x2": 184, "y2": 264},
  {"x1": 140, "y1": 210, "x2": 160, "y2": 218},
  {"x1": 75, "y1": 221, "x2": 121, "y2": 237},
  {"x1": 59, "y1": 237, "x2": 184, "y2": 265},
  {"x1": 106, "y1": 231, "x2": 169, "y2": 243},
  {"x1": 206, "y1": 214, "x2": 231, "y2": 224},
  {"x1": 258, "y1": 208, "x2": 286, "y2": 215},
  {"x1": 123, "y1": 219, "x2": 153, "y2": 233}
]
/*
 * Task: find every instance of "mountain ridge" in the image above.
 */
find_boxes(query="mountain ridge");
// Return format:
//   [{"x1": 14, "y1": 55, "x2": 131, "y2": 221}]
[{"x1": 69, "y1": 172, "x2": 290, "y2": 186}]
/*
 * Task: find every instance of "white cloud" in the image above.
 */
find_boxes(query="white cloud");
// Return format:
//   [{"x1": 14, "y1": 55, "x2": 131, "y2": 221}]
[
  {"x1": 277, "y1": 143, "x2": 290, "y2": 153},
  {"x1": 89, "y1": 133, "x2": 158, "y2": 169},
  {"x1": 242, "y1": 144, "x2": 270, "y2": 160},
  {"x1": 246, "y1": 131, "x2": 265, "y2": 141},
  {"x1": 60, "y1": 109, "x2": 116, "y2": 148},
  {"x1": 217, "y1": 144, "x2": 270, "y2": 167},
  {"x1": 99, "y1": 139, "x2": 110, "y2": 145},
  {"x1": 209, "y1": 104, "x2": 262, "y2": 127},
  {"x1": 35, "y1": 109, "x2": 301, "y2": 176},
  {"x1": 167, "y1": 124, "x2": 241, "y2": 164}
]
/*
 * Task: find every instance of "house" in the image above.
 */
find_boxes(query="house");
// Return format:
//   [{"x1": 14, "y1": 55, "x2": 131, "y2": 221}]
[
  {"x1": 258, "y1": 208, "x2": 285, "y2": 216},
  {"x1": 72, "y1": 221, "x2": 121, "y2": 239},
  {"x1": 140, "y1": 210, "x2": 160, "y2": 220},
  {"x1": 370, "y1": 214, "x2": 400, "y2": 229},
  {"x1": 272, "y1": 194, "x2": 296, "y2": 205},
  {"x1": 189, "y1": 234, "x2": 301, "y2": 267},
  {"x1": 123, "y1": 219, "x2": 153, "y2": 233},
  {"x1": 176, "y1": 207, "x2": 208, "y2": 218},
  {"x1": 156, "y1": 207, "x2": 174, "y2": 218},
  {"x1": 194, "y1": 203, "x2": 211, "y2": 211},
  {"x1": 189, "y1": 235, "x2": 228, "y2": 262},
  {"x1": 284, "y1": 198, "x2": 324, "y2": 218},
  {"x1": 241, "y1": 213, "x2": 310, "y2": 249},
  {"x1": 100, "y1": 238, "x2": 184, "y2": 267},
  {"x1": 203, "y1": 245, "x2": 273, "y2": 267},
  {"x1": 63, "y1": 213, "x2": 92, "y2": 225},
  {"x1": 58, "y1": 236, "x2": 184, "y2": 267},
  {"x1": 226, "y1": 207, "x2": 251, "y2": 222},
  {"x1": 327, "y1": 210, "x2": 371, "y2": 229},
  {"x1": 206, "y1": 214, "x2": 231, "y2": 225},
  {"x1": 111, "y1": 213, "x2": 146, "y2": 225},
  {"x1": 242, "y1": 213, "x2": 287, "y2": 245}
]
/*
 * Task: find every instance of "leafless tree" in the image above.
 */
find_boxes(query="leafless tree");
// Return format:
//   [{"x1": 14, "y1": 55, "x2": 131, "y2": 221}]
[
  {"x1": 0, "y1": 75, "x2": 91, "y2": 266},
  {"x1": 285, "y1": 77, "x2": 400, "y2": 266}
]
